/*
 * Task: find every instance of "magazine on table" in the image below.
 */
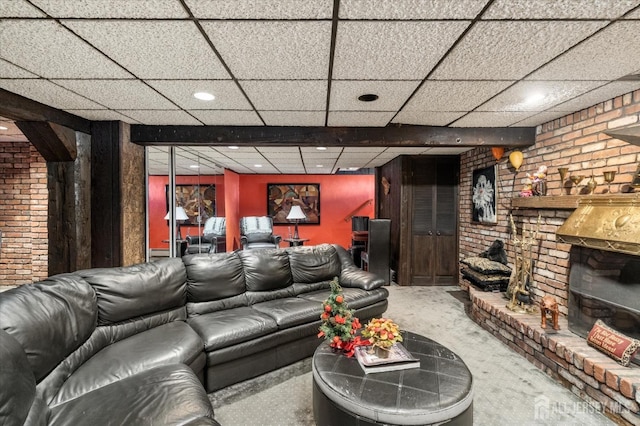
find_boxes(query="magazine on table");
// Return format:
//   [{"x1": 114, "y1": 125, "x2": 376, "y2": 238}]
[{"x1": 354, "y1": 343, "x2": 420, "y2": 373}]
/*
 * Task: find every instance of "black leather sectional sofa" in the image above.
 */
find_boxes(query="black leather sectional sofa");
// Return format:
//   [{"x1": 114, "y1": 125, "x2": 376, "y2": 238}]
[{"x1": 0, "y1": 244, "x2": 388, "y2": 425}]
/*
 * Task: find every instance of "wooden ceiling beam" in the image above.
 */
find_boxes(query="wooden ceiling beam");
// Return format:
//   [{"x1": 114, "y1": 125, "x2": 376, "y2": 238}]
[
  {"x1": 130, "y1": 124, "x2": 536, "y2": 148},
  {"x1": 16, "y1": 121, "x2": 77, "y2": 162}
]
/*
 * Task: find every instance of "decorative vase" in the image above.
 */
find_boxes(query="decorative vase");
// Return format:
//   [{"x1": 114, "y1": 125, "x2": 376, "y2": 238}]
[{"x1": 374, "y1": 345, "x2": 390, "y2": 358}]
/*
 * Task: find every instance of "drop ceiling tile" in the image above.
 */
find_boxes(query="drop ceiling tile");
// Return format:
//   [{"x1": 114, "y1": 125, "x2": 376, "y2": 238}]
[
  {"x1": 300, "y1": 147, "x2": 343, "y2": 154},
  {"x1": 185, "y1": 0, "x2": 333, "y2": 19},
  {"x1": 451, "y1": 111, "x2": 540, "y2": 127},
  {"x1": 624, "y1": 7, "x2": 640, "y2": 18},
  {"x1": 0, "y1": 0, "x2": 46, "y2": 17},
  {"x1": 327, "y1": 111, "x2": 395, "y2": 127},
  {"x1": 432, "y1": 21, "x2": 606, "y2": 80},
  {"x1": 478, "y1": 80, "x2": 605, "y2": 112},
  {"x1": 549, "y1": 81, "x2": 640, "y2": 112},
  {"x1": 343, "y1": 147, "x2": 386, "y2": 154},
  {"x1": 0, "y1": 59, "x2": 39, "y2": 78},
  {"x1": 527, "y1": 21, "x2": 640, "y2": 81},
  {"x1": 381, "y1": 147, "x2": 432, "y2": 155},
  {"x1": 339, "y1": 0, "x2": 489, "y2": 19},
  {"x1": 0, "y1": 133, "x2": 29, "y2": 142},
  {"x1": 63, "y1": 20, "x2": 229, "y2": 79},
  {"x1": 511, "y1": 111, "x2": 568, "y2": 128},
  {"x1": 484, "y1": 0, "x2": 640, "y2": 19},
  {"x1": 189, "y1": 110, "x2": 263, "y2": 126},
  {"x1": 423, "y1": 147, "x2": 473, "y2": 155},
  {"x1": 0, "y1": 79, "x2": 105, "y2": 110},
  {"x1": 202, "y1": 21, "x2": 332, "y2": 79},
  {"x1": 0, "y1": 20, "x2": 131, "y2": 78},
  {"x1": 330, "y1": 80, "x2": 421, "y2": 111},
  {"x1": 261, "y1": 111, "x2": 325, "y2": 126},
  {"x1": 31, "y1": 0, "x2": 188, "y2": 18},
  {"x1": 241, "y1": 80, "x2": 327, "y2": 111},
  {"x1": 392, "y1": 110, "x2": 466, "y2": 126},
  {"x1": 333, "y1": 21, "x2": 469, "y2": 80},
  {"x1": 147, "y1": 80, "x2": 251, "y2": 110},
  {"x1": 53, "y1": 79, "x2": 177, "y2": 109},
  {"x1": 120, "y1": 110, "x2": 201, "y2": 125},
  {"x1": 403, "y1": 80, "x2": 513, "y2": 112},
  {"x1": 64, "y1": 109, "x2": 141, "y2": 123},
  {"x1": 258, "y1": 147, "x2": 301, "y2": 154}
]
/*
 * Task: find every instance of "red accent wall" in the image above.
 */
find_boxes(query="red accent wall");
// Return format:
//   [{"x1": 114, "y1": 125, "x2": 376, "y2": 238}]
[
  {"x1": 238, "y1": 174, "x2": 375, "y2": 249},
  {"x1": 148, "y1": 175, "x2": 224, "y2": 249}
]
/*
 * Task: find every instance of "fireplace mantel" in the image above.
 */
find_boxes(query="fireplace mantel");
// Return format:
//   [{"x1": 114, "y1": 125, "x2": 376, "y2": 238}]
[{"x1": 511, "y1": 195, "x2": 580, "y2": 209}]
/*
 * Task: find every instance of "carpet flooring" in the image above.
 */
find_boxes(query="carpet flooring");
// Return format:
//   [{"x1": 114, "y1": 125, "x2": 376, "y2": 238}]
[{"x1": 209, "y1": 285, "x2": 615, "y2": 425}]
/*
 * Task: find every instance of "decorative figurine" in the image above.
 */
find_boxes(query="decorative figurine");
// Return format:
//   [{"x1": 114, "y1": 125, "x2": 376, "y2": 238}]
[{"x1": 539, "y1": 295, "x2": 560, "y2": 331}]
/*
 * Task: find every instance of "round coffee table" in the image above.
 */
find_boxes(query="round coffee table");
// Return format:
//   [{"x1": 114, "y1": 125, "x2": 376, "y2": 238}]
[{"x1": 312, "y1": 331, "x2": 473, "y2": 426}]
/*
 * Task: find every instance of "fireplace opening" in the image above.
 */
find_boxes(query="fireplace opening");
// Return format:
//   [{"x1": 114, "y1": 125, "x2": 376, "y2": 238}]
[{"x1": 568, "y1": 246, "x2": 640, "y2": 365}]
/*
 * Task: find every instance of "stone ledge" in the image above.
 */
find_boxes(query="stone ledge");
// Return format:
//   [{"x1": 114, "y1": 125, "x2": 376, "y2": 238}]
[{"x1": 468, "y1": 287, "x2": 640, "y2": 425}]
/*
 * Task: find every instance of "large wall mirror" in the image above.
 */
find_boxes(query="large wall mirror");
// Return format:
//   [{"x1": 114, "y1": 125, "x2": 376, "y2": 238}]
[{"x1": 146, "y1": 146, "x2": 225, "y2": 259}]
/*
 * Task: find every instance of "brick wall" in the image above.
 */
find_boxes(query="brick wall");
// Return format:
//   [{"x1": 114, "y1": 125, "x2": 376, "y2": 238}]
[
  {"x1": 0, "y1": 141, "x2": 48, "y2": 286},
  {"x1": 460, "y1": 89, "x2": 640, "y2": 313}
]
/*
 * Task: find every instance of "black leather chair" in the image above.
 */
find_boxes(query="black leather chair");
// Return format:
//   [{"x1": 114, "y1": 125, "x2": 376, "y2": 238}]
[
  {"x1": 240, "y1": 216, "x2": 281, "y2": 249},
  {"x1": 185, "y1": 217, "x2": 226, "y2": 254}
]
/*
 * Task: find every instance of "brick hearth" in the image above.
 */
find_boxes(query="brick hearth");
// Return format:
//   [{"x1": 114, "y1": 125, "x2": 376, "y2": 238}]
[{"x1": 468, "y1": 287, "x2": 640, "y2": 426}]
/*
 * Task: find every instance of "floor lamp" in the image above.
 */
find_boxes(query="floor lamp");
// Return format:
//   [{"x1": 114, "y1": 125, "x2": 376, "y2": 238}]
[
  {"x1": 165, "y1": 206, "x2": 189, "y2": 240},
  {"x1": 286, "y1": 205, "x2": 306, "y2": 239}
]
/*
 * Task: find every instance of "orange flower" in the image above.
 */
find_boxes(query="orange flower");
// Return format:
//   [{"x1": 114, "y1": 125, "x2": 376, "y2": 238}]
[{"x1": 335, "y1": 295, "x2": 344, "y2": 304}]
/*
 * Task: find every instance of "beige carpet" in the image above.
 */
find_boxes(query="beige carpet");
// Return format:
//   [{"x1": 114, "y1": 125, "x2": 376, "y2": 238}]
[{"x1": 209, "y1": 285, "x2": 615, "y2": 426}]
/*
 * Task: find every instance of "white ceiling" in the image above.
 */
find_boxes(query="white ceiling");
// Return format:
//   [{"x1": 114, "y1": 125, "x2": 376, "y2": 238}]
[{"x1": 2, "y1": 0, "x2": 640, "y2": 174}]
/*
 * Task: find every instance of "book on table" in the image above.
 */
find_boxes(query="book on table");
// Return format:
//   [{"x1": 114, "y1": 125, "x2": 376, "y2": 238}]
[{"x1": 354, "y1": 343, "x2": 420, "y2": 374}]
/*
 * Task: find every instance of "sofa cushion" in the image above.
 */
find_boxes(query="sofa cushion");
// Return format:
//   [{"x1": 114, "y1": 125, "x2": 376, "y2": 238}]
[
  {"x1": 299, "y1": 287, "x2": 389, "y2": 310},
  {"x1": 48, "y1": 364, "x2": 217, "y2": 426},
  {"x1": 246, "y1": 232, "x2": 273, "y2": 243},
  {"x1": 50, "y1": 321, "x2": 204, "y2": 406},
  {"x1": 252, "y1": 297, "x2": 323, "y2": 328},
  {"x1": 0, "y1": 329, "x2": 37, "y2": 426},
  {"x1": 188, "y1": 307, "x2": 278, "y2": 351},
  {"x1": 78, "y1": 258, "x2": 187, "y2": 325},
  {"x1": 286, "y1": 244, "x2": 341, "y2": 284},
  {"x1": 0, "y1": 274, "x2": 96, "y2": 382},
  {"x1": 184, "y1": 252, "x2": 246, "y2": 302},
  {"x1": 239, "y1": 249, "x2": 293, "y2": 292}
]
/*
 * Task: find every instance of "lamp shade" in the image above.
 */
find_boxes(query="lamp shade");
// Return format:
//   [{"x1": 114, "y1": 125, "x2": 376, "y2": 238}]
[
  {"x1": 286, "y1": 205, "x2": 306, "y2": 221},
  {"x1": 509, "y1": 150, "x2": 524, "y2": 171},
  {"x1": 165, "y1": 206, "x2": 189, "y2": 221}
]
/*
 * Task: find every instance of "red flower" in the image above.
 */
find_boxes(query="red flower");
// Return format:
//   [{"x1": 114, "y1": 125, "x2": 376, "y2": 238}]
[
  {"x1": 335, "y1": 295, "x2": 344, "y2": 304},
  {"x1": 320, "y1": 312, "x2": 329, "y2": 320},
  {"x1": 335, "y1": 315, "x2": 346, "y2": 324},
  {"x1": 324, "y1": 304, "x2": 332, "y2": 312}
]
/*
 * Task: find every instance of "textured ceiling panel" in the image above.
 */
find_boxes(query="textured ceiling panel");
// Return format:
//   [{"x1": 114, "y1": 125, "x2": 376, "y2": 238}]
[
  {"x1": 202, "y1": 21, "x2": 332, "y2": 79},
  {"x1": 53, "y1": 79, "x2": 177, "y2": 110},
  {"x1": 391, "y1": 110, "x2": 466, "y2": 126},
  {"x1": 431, "y1": 21, "x2": 606, "y2": 80},
  {"x1": 0, "y1": 0, "x2": 46, "y2": 17},
  {"x1": 189, "y1": 110, "x2": 263, "y2": 126},
  {"x1": 330, "y1": 80, "x2": 421, "y2": 111},
  {"x1": 527, "y1": 22, "x2": 640, "y2": 81},
  {"x1": 260, "y1": 111, "x2": 325, "y2": 126},
  {"x1": 477, "y1": 81, "x2": 605, "y2": 112},
  {"x1": 625, "y1": 7, "x2": 640, "y2": 18},
  {"x1": 0, "y1": 79, "x2": 105, "y2": 110},
  {"x1": 549, "y1": 81, "x2": 640, "y2": 113},
  {"x1": 31, "y1": 0, "x2": 188, "y2": 18},
  {"x1": 0, "y1": 118, "x2": 28, "y2": 142},
  {"x1": 339, "y1": 0, "x2": 489, "y2": 19},
  {"x1": 120, "y1": 110, "x2": 201, "y2": 125},
  {"x1": 334, "y1": 21, "x2": 469, "y2": 80},
  {"x1": 511, "y1": 111, "x2": 568, "y2": 128},
  {"x1": 0, "y1": 59, "x2": 38, "y2": 78},
  {"x1": 403, "y1": 80, "x2": 513, "y2": 111},
  {"x1": 240, "y1": 80, "x2": 327, "y2": 111},
  {"x1": 64, "y1": 109, "x2": 141, "y2": 123},
  {"x1": 327, "y1": 111, "x2": 396, "y2": 127},
  {"x1": 451, "y1": 111, "x2": 538, "y2": 127},
  {"x1": 147, "y1": 80, "x2": 251, "y2": 110},
  {"x1": 63, "y1": 21, "x2": 229, "y2": 79},
  {"x1": 185, "y1": 0, "x2": 333, "y2": 19},
  {"x1": 0, "y1": 20, "x2": 131, "y2": 78},
  {"x1": 484, "y1": 0, "x2": 640, "y2": 19}
]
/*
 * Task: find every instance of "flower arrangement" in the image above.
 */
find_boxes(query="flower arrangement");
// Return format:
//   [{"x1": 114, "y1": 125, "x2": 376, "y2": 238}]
[
  {"x1": 317, "y1": 277, "x2": 365, "y2": 357},
  {"x1": 361, "y1": 317, "x2": 403, "y2": 350}
]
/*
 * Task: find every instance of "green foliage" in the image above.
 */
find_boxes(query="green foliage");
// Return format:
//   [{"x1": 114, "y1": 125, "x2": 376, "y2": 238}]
[{"x1": 318, "y1": 277, "x2": 358, "y2": 344}]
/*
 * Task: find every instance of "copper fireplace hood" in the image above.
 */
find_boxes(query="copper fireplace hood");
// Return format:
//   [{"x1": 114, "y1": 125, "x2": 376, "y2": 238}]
[{"x1": 557, "y1": 194, "x2": 640, "y2": 256}]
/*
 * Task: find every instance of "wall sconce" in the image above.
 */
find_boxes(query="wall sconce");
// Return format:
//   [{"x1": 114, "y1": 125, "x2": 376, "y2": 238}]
[
  {"x1": 165, "y1": 206, "x2": 189, "y2": 240},
  {"x1": 509, "y1": 150, "x2": 524, "y2": 171},
  {"x1": 286, "y1": 205, "x2": 307, "y2": 239}
]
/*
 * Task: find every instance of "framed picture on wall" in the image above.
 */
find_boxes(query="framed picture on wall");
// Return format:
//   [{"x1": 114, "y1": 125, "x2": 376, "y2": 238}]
[
  {"x1": 166, "y1": 184, "x2": 216, "y2": 226},
  {"x1": 472, "y1": 165, "x2": 497, "y2": 224},
  {"x1": 267, "y1": 183, "x2": 320, "y2": 225}
]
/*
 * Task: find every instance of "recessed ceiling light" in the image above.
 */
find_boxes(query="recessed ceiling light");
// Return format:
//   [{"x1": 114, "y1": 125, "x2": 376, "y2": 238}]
[
  {"x1": 316, "y1": 146, "x2": 327, "y2": 151},
  {"x1": 316, "y1": 164, "x2": 324, "y2": 168},
  {"x1": 0, "y1": 125, "x2": 8, "y2": 130},
  {"x1": 254, "y1": 164, "x2": 263, "y2": 168},
  {"x1": 189, "y1": 165, "x2": 200, "y2": 169},
  {"x1": 358, "y1": 94, "x2": 379, "y2": 102},
  {"x1": 524, "y1": 93, "x2": 545, "y2": 105},
  {"x1": 228, "y1": 146, "x2": 239, "y2": 150},
  {"x1": 194, "y1": 92, "x2": 215, "y2": 101}
]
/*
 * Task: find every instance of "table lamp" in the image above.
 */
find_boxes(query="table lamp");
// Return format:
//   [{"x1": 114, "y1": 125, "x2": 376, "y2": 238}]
[
  {"x1": 165, "y1": 206, "x2": 189, "y2": 240},
  {"x1": 286, "y1": 205, "x2": 306, "y2": 239}
]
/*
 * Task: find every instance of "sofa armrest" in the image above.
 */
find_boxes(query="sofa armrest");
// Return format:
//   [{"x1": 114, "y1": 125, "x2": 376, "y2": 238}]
[
  {"x1": 271, "y1": 235, "x2": 282, "y2": 246},
  {"x1": 240, "y1": 236, "x2": 249, "y2": 250},
  {"x1": 333, "y1": 244, "x2": 385, "y2": 290}
]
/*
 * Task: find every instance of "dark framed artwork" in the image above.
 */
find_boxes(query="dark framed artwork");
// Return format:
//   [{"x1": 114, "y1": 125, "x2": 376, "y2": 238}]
[
  {"x1": 166, "y1": 184, "x2": 216, "y2": 226},
  {"x1": 267, "y1": 183, "x2": 320, "y2": 225},
  {"x1": 472, "y1": 165, "x2": 497, "y2": 224}
]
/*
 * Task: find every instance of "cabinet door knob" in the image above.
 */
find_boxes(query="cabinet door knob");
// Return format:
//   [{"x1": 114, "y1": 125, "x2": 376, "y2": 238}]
[
  {"x1": 428, "y1": 230, "x2": 433, "y2": 235},
  {"x1": 436, "y1": 231, "x2": 441, "y2": 236}
]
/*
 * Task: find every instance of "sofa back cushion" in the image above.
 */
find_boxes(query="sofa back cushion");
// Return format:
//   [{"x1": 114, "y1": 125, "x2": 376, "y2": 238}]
[
  {"x1": 287, "y1": 243, "x2": 341, "y2": 284},
  {"x1": 203, "y1": 216, "x2": 225, "y2": 236},
  {"x1": 0, "y1": 274, "x2": 96, "y2": 382},
  {"x1": 238, "y1": 248, "x2": 293, "y2": 291},
  {"x1": 78, "y1": 258, "x2": 187, "y2": 325},
  {"x1": 183, "y1": 252, "x2": 246, "y2": 302}
]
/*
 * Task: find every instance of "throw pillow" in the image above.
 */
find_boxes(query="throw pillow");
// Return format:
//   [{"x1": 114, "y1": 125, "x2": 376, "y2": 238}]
[
  {"x1": 461, "y1": 256, "x2": 512, "y2": 276},
  {"x1": 587, "y1": 320, "x2": 640, "y2": 366}
]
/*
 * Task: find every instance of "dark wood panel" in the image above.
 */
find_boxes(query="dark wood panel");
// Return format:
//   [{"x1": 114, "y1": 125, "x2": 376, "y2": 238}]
[
  {"x1": 411, "y1": 234, "x2": 434, "y2": 285},
  {"x1": 436, "y1": 235, "x2": 458, "y2": 281}
]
